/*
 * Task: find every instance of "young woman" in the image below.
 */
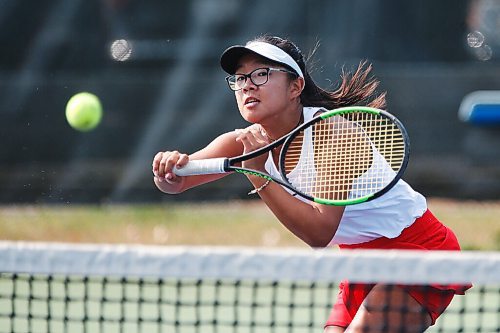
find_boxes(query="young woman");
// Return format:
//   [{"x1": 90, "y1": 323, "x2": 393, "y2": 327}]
[{"x1": 152, "y1": 35, "x2": 469, "y2": 332}]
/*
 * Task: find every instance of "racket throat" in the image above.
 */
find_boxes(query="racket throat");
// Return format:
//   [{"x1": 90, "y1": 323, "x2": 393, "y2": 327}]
[{"x1": 222, "y1": 159, "x2": 231, "y2": 172}]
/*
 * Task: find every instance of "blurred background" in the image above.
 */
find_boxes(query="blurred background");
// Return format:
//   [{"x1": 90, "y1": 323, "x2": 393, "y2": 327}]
[{"x1": 1, "y1": 0, "x2": 500, "y2": 205}]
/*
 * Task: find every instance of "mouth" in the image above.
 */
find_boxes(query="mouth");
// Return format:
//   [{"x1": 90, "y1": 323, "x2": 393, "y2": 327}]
[{"x1": 244, "y1": 97, "x2": 260, "y2": 106}]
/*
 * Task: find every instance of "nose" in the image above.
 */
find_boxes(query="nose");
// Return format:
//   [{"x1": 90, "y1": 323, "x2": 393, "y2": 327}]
[{"x1": 241, "y1": 76, "x2": 257, "y2": 91}]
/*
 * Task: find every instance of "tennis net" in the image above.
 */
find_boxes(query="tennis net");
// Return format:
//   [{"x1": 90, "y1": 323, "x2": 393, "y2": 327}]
[{"x1": 0, "y1": 241, "x2": 499, "y2": 333}]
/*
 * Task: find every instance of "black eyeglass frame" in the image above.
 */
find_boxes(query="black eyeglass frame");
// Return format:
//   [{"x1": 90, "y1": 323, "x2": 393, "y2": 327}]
[{"x1": 225, "y1": 67, "x2": 298, "y2": 91}]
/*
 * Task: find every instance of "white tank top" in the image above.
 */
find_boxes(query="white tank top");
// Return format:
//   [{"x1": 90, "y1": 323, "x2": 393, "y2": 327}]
[{"x1": 264, "y1": 107, "x2": 428, "y2": 245}]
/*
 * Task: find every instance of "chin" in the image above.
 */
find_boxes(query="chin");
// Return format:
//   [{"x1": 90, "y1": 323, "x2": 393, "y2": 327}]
[{"x1": 240, "y1": 109, "x2": 258, "y2": 123}]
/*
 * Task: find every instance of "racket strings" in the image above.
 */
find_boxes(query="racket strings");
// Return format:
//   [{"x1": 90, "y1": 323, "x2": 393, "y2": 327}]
[{"x1": 283, "y1": 112, "x2": 406, "y2": 201}]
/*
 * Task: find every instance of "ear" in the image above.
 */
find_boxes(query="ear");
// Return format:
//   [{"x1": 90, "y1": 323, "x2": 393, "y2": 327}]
[{"x1": 289, "y1": 77, "x2": 305, "y2": 99}]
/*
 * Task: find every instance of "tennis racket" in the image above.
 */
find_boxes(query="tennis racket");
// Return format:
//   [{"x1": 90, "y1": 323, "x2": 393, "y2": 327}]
[{"x1": 174, "y1": 106, "x2": 410, "y2": 206}]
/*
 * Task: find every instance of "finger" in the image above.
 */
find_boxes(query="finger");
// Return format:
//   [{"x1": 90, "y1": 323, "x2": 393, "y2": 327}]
[
  {"x1": 235, "y1": 129, "x2": 249, "y2": 144},
  {"x1": 154, "y1": 153, "x2": 170, "y2": 177},
  {"x1": 235, "y1": 128, "x2": 270, "y2": 154},
  {"x1": 158, "y1": 151, "x2": 176, "y2": 177},
  {"x1": 166, "y1": 153, "x2": 189, "y2": 180},
  {"x1": 245, "y1": 128, "x2": 270, "y2": 148},
  {"x1": 165, "y1": 172, "x2": 176, "y2": 182},
  {"x1": 175, "y1": 154, "x2": 190, "y2": 168},
  {"x1": 237, "y1": 133, "x2": 258, "y2": 152},
  {"x1": 152, "y1": 152, "x2": 164, "y2": 174},
  {"x1": 249, "y1": 127, "x2": 269, "y2": 143},
  {"x1": 164, "y1": 151, "x2": 181, "y2": 176}
]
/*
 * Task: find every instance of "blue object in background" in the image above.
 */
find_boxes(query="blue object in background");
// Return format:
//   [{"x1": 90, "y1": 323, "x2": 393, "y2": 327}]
[
  {"x1": 459, "y1": 91, "x2": 500, "y2": 126},
  {"x1": 468, "y1": 104, "x2": 500, "y2": 125}
]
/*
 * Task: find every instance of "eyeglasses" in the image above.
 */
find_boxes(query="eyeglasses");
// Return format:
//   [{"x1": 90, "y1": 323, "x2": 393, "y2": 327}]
[{"x1": 225, "y1": 67, "x2": 297, "y2": 91}]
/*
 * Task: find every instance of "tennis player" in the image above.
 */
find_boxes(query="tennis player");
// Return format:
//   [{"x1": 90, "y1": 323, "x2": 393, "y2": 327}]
[{"x1": 152, "y1": 35, "x2": 469, "y2": 332}]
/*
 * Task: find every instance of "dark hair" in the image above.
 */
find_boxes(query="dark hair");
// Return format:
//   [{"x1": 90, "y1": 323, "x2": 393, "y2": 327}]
[{"x1": 251, "y1": 35, "x2": 386, "y2": 110}]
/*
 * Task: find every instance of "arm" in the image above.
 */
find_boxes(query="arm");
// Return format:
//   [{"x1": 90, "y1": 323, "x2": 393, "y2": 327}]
[
  {"x1": 152, "y1": 131, "x2": 243, "y2": 194},
  {"x1": 254, "y1": 178, "x2": 345, "y2": 247}
]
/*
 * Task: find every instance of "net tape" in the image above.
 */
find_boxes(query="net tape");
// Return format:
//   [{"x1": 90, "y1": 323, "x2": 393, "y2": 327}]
[{"x1": 1, "y1": 241, "x2": 499, "y2": 284}]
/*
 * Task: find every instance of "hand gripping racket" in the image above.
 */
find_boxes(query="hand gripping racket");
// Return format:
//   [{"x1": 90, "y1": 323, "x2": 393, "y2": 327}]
[{"x1": 174, "y1": 106, "x2": 410, "y2": 206}]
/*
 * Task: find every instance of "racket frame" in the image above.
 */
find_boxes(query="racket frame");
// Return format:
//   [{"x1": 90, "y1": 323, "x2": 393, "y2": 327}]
[{"x1": 278, "y1": 106, "x2": 410, "y2": 205}]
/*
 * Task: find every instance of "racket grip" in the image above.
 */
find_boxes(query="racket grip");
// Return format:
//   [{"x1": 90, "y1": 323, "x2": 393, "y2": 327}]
[{"x1": 173, "y1": 158, "x2": 228, "y2": 176}]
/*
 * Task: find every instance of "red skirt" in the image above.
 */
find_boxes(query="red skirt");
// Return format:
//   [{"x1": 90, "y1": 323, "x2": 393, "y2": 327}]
[{"x1": 325, "y1": 209, "x2": 472, "y2": 328}]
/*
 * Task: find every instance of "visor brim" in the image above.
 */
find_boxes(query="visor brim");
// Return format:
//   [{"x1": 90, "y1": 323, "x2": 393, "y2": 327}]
[{"x1": 220, "y1": 45, "x2": 263, "y2": 75}]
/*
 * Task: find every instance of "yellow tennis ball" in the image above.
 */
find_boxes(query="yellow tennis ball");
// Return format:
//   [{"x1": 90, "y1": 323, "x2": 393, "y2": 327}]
[{"x1": 65, "y1": 92, "x2": 103, "y2": 132}]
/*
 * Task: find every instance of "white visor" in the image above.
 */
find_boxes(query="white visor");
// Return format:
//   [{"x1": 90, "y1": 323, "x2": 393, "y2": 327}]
[{"x1": 220, "y1": 41, "x2": 304, "y2": 79}]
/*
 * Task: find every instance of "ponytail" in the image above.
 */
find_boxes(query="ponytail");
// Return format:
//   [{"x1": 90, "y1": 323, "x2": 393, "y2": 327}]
[{"x1": 302, "y1": 61, "x2": 386, "y2": 110}]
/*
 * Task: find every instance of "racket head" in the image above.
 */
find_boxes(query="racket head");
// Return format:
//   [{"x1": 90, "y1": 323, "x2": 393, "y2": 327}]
[{"x1": 279, "y1": 106, "x2": 410, "y2": 206}]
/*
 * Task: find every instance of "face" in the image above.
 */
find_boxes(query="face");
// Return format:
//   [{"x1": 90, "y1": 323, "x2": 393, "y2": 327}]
[{"x1": 233, "y1": 54, "x2": 298, "y2": 125}]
